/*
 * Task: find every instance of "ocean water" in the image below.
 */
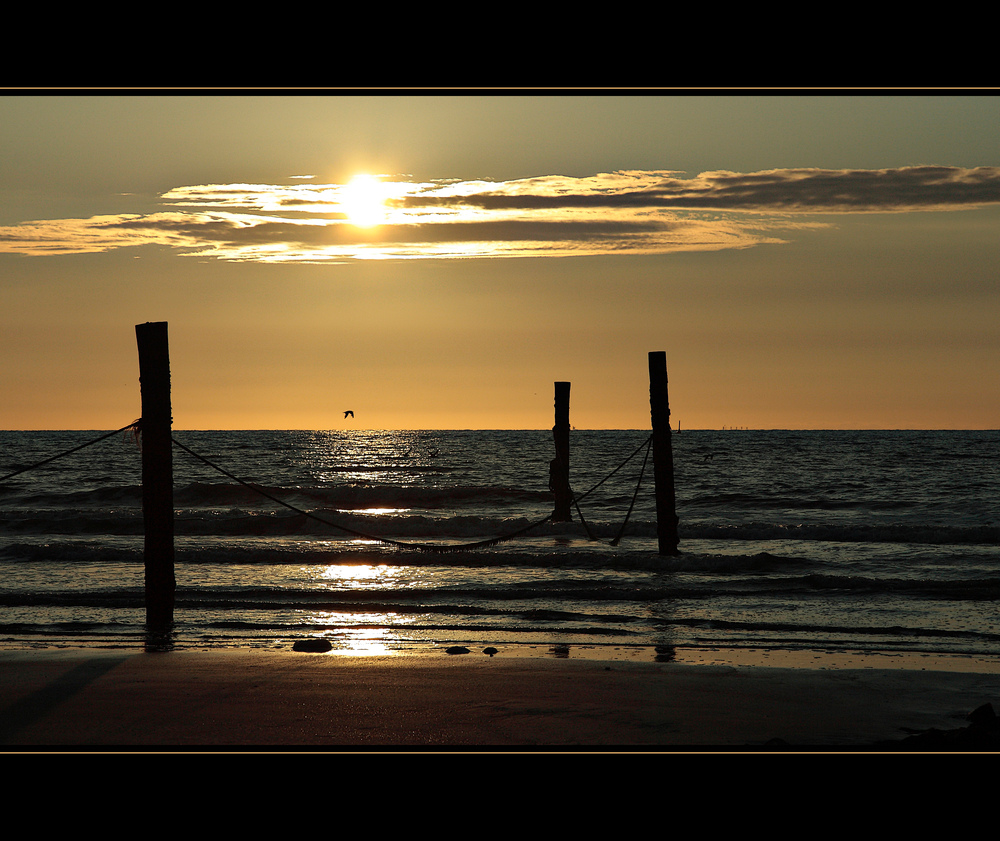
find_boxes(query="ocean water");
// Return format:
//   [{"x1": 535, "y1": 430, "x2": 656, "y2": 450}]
[{"x1": 1, "y1": 428, "x2": 999, "y2": 661}]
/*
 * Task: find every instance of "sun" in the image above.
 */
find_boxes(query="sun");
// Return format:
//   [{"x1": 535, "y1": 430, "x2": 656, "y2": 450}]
[{"x1": 341, "y1": 174, "x2": 389, "y2": 227}]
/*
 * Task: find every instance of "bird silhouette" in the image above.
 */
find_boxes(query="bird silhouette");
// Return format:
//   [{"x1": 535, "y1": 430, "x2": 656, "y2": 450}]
[{"x1": 343, "y1": 410, "x2": 354, "y2": 419}]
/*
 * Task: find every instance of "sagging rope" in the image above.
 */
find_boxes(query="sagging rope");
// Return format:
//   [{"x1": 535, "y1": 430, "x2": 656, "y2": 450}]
[
  {"x1": 611, "y1": 434, "x2": 652, "y2": 546},
  {"x1": 567, "y1": 433, "x2": 653, "y2": 546},
  {"x1": 171, "y1": 432, "x2": 654, "y2": 554},
  {"x1": 171, "y1": 435, "x2": 553, "y2": 553},
  {"x1": 0, "y1": 420, "x2": 141, "y2": 484}
]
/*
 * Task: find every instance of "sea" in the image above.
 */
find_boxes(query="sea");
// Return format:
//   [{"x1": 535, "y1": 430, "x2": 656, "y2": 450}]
[{"x1": 1, "y1": 428, "x2": 999, "y2": 663}]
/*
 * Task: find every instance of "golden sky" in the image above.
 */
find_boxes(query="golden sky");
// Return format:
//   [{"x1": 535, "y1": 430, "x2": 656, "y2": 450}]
[{"x1": 2, "y1": 91, "x2": 998, "y2": 430}]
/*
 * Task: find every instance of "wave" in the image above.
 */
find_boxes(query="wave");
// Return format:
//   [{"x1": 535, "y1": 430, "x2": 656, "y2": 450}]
[
  {"x1": 4, "y1": 534, "x2": 1000, "y2": 602},
  {"x1": 172, "y1": 481, "x2": 548, "y2": 508},
  {"x1": 2, "y1": 480, "x2": 550, "y2": 509},
  {"x1": 683, "y1": 491, "x2": 920, "y2": 512},
  {"x1": 2, "y1": 511, "x2": 996, "y2": 547},
  {"x1": 681, "y1": 522, "x2": 1000, "y2": 545},
  {"x1": 2, "y1": 580, "x2": 998, "y2": 612}
]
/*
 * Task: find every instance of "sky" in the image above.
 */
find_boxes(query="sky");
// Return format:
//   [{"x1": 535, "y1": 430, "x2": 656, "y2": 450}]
[{"x1": 1, "y1": 91, "x2": 998, "y2": 430}]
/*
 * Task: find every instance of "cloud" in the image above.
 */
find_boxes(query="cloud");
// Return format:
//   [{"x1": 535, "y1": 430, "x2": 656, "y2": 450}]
[
  {"x1": 394, "y1": 167, "x2": 1000, "y2": 213},
  {"x1": 1, "y1": 166, "x2": 997, "y2": 263},
  {"x1": 650, "y1": 166, "x2": 1000, "y2": 212}
]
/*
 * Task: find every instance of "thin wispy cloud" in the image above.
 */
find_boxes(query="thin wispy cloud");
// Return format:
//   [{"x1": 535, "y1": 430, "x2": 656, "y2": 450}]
[{"x1": 2, "y1": 166, "x2": 998, "y2": 264}]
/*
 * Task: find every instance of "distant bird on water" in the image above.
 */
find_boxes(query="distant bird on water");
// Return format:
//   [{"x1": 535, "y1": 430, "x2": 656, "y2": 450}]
[{"x1": 343, "y1": 410, "x2": 354, "y2": 419}]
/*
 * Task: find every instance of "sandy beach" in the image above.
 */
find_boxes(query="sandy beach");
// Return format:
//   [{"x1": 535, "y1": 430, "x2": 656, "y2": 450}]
[{"x1": 2, "y1": 646, "x2": 999, "y2": 751}]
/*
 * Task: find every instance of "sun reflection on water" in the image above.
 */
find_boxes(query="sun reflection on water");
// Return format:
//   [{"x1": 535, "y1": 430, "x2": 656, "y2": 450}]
[
  {"x1": 299, "y1": 429, "x2": 443, "y2": 487},
  {"x1": 299, "y1": 608, "x2": 411, "y2": 656},
  {"x1": 318, "y1": 562, "x2": 409, "y2": 588},
  {"x1": 330, "y1": 640, "x2": 400, "y2": 656},
  {"x1": 335, "y1": 624, "x2": 403, "y2": 656},
  {"x1": 336, "y1": 507, "x2": 409, "y2": 516}
]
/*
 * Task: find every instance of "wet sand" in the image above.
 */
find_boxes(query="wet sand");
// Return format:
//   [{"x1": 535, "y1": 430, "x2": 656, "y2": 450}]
[{"x1": 2, "y1": 647, "x2": 999, "y2": 751}]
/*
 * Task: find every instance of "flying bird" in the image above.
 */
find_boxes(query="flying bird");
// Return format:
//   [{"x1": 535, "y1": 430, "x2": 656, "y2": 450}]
[{"x1": 343, "y1": 410, "x2": 354, "y2": 419}]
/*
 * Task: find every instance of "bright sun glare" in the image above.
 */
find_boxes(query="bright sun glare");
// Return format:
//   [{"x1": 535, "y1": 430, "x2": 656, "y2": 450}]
[{"x1": 341, "y1": 174, "x2": 388, "y2": 227}]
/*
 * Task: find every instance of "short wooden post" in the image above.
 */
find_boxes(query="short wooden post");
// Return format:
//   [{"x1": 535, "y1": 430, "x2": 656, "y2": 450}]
[
  {"x1": 136, "y1": 321, "x2": 175, "y2": 628},
  {"x1": 550, "y1": 381, "x2": 572, "y2": 522},
  {"x1": 648, "y1": 352, "x2": 680, "y2": 555}
]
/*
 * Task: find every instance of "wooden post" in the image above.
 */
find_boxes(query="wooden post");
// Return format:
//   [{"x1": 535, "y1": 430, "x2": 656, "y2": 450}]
[
  {"x1": 550, "y1": 381, "x2": 572, "y2": 522},
  {"x1": 136, "y1": 321, "x2": 175, "y2": 628},
  {"x1": 648, "y1": 352, "x2": 680, "y2": 555}
]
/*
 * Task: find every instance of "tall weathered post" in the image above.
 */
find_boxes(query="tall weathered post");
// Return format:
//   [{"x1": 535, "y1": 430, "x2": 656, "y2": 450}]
[
  {"x1": 648, "y1": 352, "x2": 680, "y2": 555},
  {"x1": 135, "y1": 321, "x2": 175, "y2": 628},
  {"x1": 551, "y1": 381, "x2": 572, "y2": 522}
]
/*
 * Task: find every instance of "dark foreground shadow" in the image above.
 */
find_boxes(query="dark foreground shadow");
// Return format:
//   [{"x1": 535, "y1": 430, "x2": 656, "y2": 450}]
[
  {"x1": 0, "y1": 654, "x2": 129, "y2": 743},
  {"x1": 755, "y1": 702, "x2": 1000, "y2": 752},
  {"x1": 870, "y1": 702, "x2": 1000, "y2": 751}
]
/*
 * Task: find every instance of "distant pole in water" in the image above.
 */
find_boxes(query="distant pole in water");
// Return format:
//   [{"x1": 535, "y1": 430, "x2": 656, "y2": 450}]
[
  {"x1": 551, "y1": 381, "x2": 572, "y2": 522},
  {"x1": 135, "y1": 321, "x2": 175, "y2": 630},
  {"x1": 648, "y1": 352, "x2": 680, "y2": 555}
]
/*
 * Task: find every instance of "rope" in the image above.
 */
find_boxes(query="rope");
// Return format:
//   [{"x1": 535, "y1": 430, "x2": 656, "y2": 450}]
[
  {"x1": 2, "y1": 422, "x2": 654, "y2": 552},
  {"x1": 171, "y1": 435, "x2": 553, "y2": 553},
  {"x1": 572, "y1": 434, "x2": 653, "y2": 505},
  {"x1": 567, "y1": 433, "x2": 653, "y2": 545},
  {"x1": 171, "y1": 433, "x2": 653, "y2": 553},
  {"x1": 0, "y1": 421, "x2": 141, "y2": 484},
  {"x1": 570, "y1": 492, "x2": 598, "y2": 540},
  {"x1": 611, "y1": 434, "x2": 652, "y2": 546}
]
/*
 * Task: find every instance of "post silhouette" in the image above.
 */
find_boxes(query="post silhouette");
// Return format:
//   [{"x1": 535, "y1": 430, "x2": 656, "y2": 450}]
[
  {"x1": 136, "y1": 321, "x2": 175, "y2": 628},
  {"x1": 648, "y1": 352, "x2": 680, "y2": 555},
  {"x1": 550, "y1": 381, "x2": 572, "y2": 522}
]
